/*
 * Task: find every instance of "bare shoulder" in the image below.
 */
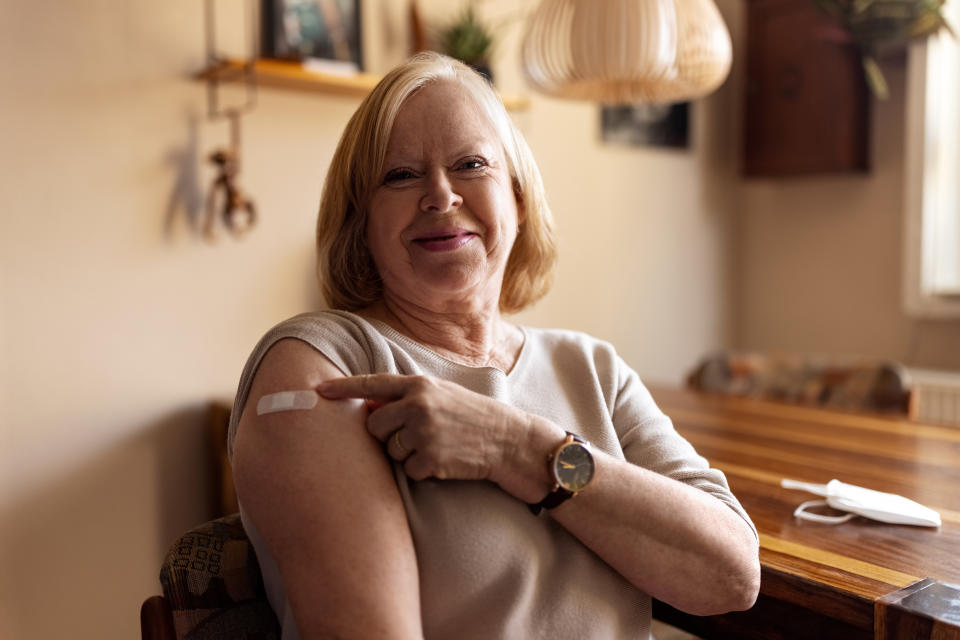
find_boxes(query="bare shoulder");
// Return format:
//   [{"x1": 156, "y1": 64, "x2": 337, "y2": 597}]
[
  {"x1": 233, "y1": 337, "x2": 362, "y2": 484},
  {"x1": 246, "y1": 336, "x2": 346, "y2": 392}
]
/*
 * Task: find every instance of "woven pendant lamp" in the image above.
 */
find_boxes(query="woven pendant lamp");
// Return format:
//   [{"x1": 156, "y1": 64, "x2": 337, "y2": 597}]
[{"x1": 521, "y1": 0, "x2": 733, "y2": 104}]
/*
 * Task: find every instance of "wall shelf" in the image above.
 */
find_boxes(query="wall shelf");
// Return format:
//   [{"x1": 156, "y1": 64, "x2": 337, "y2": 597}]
[{"x1": 197, "y1": 59, "x2": 531, "y2": 112}]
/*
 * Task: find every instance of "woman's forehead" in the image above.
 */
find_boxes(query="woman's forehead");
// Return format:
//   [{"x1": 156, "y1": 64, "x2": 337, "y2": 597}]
[
  {"x1": 385, "y1": 81, "x2": 501, "y2": 156},
  {"x1": 400, "y1": 79, "x2": 479, "y2": 118}
]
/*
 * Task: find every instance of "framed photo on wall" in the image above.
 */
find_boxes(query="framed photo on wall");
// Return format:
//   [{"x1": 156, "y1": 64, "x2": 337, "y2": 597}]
[
  {"x1": 600, "y1": 103, "x2": 690, "y2": 148},
  {"x1": 262, "y1": 0, "x2": 363, "y2": 72}
]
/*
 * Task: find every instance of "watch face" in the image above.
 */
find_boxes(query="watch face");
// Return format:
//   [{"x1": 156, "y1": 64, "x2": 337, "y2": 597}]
[{"x1": 554, "y1": 442, "x2": 595, "y2": 492}]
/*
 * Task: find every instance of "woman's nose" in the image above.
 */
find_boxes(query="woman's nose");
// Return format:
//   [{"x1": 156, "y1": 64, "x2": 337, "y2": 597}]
[{"x1": 419, "y1": 170, "x2": 463, "y2": 213}]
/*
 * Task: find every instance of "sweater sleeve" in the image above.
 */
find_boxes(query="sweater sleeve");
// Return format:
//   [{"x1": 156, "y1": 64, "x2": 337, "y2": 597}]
[{"x1": 614, "y1": 357, "x2": 758, "y2": 538}]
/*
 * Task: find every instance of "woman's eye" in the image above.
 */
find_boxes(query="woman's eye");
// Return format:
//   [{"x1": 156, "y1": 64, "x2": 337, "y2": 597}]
[
  {"x1": 459, "y1": 158, "x2": 487, "y2": 171},
  {"x1": 384, "y1": 169, "x2": 416, "y2": 184}
]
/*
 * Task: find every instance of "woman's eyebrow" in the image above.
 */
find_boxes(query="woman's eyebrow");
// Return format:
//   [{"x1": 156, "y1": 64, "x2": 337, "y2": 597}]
[{"x1": 381, "y1": 139, "x2": 499, "y2": 167}]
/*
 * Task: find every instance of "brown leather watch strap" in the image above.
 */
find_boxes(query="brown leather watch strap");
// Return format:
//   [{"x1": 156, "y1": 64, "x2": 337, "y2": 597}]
[
  {"x1": 528, "y1": 486, "x2": 574, "y2": 515},
  {"x1": 527, "y1": 432, "x2": 588, "y2": 515}
]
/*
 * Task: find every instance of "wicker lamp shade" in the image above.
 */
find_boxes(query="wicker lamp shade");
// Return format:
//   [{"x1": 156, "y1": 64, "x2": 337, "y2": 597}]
[{"x1": 521, "y1": 0, "x2": 733, "y2": 104}]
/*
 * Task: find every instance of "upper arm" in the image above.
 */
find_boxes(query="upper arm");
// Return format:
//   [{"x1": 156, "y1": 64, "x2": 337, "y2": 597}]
[{"x1": 232, "y1": 338, "x2": 422, "y2": 639}]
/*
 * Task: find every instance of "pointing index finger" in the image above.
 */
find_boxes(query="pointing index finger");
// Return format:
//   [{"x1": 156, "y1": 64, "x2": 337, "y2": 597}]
[{"x1": 317, "y1": 374, "x2": 410, "y2": 400}]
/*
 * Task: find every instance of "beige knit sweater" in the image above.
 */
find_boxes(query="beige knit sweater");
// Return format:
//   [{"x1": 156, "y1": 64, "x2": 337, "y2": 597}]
[{"x1": 228, "y1": 311, "x2": 755, "y2": 639}]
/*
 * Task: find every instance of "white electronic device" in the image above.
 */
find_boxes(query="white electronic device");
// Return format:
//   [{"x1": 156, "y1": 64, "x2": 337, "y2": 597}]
[{"x1": 781, "y1": 478, "x2": 941, "y2": 527}]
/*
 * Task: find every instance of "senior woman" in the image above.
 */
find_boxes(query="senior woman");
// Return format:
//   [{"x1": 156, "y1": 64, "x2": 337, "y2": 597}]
[{"x1": 229, "y1": 51, "x2": 759, "y2": 639}]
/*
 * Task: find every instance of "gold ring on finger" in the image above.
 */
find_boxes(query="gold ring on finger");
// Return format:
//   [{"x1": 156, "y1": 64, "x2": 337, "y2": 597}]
[{"x1": 393, "y1": 430, "x2": 409, "y2": 457}]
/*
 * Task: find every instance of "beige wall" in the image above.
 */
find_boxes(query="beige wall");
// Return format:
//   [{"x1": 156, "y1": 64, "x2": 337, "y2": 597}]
[{"x1": 0, "y1": 1, "x2": 734, "y2": 638}]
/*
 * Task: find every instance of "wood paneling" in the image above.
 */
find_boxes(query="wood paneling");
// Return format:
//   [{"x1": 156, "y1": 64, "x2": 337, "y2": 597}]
[{"x1": 743, "y1": 0, "x2": 870, "y2": 176}]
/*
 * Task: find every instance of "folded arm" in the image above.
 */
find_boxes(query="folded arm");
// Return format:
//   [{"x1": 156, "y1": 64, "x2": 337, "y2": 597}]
[
  {"x1": 231, "y1": 338, "x2": 423, "y2": 639},
  {"x1": 480, "y1": 409, "x2": 760, "y2": 616},
  {"x1": 539, "y1": 440, "x2": 760, "y2": 615},
  {"x1": 319, "y1": 372, "x2": 760, "y2": 616}
]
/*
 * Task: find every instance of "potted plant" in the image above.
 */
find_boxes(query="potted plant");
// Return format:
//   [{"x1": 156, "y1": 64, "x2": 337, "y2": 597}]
[
  {"x1": 439, "y1": 3, "x2": 497, "y2": 81},
  {"x1": 812, "y1": 0, "x2": 954, "y2": 98}
]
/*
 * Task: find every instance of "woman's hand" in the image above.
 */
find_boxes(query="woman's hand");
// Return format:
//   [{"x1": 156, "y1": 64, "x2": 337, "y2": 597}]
[{"x1": 318, "y1": 374, "x2": 561, "y2": 501}]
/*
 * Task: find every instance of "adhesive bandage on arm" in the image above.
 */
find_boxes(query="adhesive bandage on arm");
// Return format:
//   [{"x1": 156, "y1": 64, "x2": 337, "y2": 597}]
[{"x1": 256, "y1": 390, "x2": 320, "y2": 416}]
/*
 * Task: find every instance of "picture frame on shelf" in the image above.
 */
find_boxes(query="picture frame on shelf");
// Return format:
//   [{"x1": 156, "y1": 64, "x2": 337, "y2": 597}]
[{"x1": 261, "y1": 0, "x2": 363, "y2": 74}]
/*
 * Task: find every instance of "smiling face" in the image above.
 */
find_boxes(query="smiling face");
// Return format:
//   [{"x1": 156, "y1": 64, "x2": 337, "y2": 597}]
[{"x1": 365, "y1": 80, "x2": 522, "y2": 314}]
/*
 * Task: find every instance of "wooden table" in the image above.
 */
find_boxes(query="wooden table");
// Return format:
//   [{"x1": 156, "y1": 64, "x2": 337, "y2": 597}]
[{"x1": 648, "y1": 387, "x2": 960, "y2": 640}]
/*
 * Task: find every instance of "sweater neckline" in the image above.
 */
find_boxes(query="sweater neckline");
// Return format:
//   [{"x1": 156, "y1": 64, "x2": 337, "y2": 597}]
[{"x1": 356, "y1": 313, "x2": 530, "y2": 379}]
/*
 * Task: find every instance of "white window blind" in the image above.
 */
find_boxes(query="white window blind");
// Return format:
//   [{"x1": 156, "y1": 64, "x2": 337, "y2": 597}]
[{"x1": 904, "y1": 2, "x2": 960, "y2": 315}]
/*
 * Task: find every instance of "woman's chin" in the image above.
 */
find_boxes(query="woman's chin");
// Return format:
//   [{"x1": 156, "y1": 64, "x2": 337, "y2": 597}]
[
  {"x1": 415, "y1": 261, "x2": 484, "y2": 288},
  {"x1": 399, "y1": 274, "x2": 496, "y2": 308}
]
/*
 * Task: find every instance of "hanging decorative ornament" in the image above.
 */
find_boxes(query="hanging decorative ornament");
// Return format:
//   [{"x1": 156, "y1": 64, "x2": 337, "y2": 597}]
[
  {"x1": 521, "y1": 0, "x2": 733, "y2": 104},
  {"x1": 201, "y1": 0, "x2": 258, "y2": 242}
]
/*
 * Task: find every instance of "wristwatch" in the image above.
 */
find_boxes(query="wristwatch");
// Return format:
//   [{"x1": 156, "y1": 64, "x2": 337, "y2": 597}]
[{"x1": 528, "y1": 432, "x2": 595, "y2": 515}]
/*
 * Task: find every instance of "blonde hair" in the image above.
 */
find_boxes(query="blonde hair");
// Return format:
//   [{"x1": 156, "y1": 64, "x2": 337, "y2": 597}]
[{"x1": 316, "y1": 51, "x2": 556, "y2": 313}]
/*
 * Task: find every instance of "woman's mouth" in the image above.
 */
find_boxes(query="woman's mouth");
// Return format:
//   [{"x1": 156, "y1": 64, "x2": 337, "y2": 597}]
[{"x1": 412, "y1": 229, "x2": 476, "y2": 252}]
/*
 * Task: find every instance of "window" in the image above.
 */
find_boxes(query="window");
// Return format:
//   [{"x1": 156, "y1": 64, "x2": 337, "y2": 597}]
[{"x1": 904, "y1": 1, "x2": 960, "y2": 316}]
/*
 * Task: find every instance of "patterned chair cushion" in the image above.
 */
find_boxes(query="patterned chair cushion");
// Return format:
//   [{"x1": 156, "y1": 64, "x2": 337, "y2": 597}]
[{"x1": 159, "y1": 513, "x2": 280, "y2": 639}]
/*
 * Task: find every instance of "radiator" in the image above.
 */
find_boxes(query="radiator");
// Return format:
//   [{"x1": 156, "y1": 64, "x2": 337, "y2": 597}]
[{"x1": 908, "y1": 368, "x2": 960, "y2": 426}]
